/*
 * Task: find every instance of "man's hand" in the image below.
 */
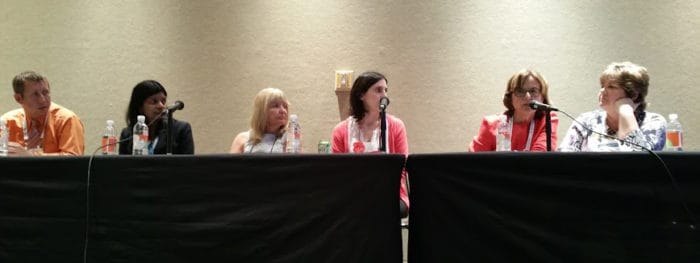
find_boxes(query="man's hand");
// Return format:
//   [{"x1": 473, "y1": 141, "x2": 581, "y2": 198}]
[{"x1": 7, "y1": 142, "x2": 31, "y2": 156}]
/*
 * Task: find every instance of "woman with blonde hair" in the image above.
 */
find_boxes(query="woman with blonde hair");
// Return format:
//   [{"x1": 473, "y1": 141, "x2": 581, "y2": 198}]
[{"x1": 230, "y1": 87, "x2": 290, "y2": 153}]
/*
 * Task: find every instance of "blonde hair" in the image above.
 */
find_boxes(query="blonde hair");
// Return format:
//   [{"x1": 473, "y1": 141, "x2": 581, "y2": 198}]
[{"x1": 249, "y1": 87, "x2": 289, "y2": 144}]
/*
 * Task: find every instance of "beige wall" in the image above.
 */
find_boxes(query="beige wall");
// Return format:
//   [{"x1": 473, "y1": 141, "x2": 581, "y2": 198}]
[{"x1": 1, "y1": 0, "x2": 698, "y2": 154}]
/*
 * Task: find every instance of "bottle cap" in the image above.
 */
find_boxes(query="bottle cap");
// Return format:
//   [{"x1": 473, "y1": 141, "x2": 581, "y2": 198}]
[
  {"x1": 106, "y1": 120, "x2": 114, "y2": 126},
  {"x1": 290, "y1": 114, "x2": 298, "y2": 121},
  {"x1": 137, "y1": 115, "x2": 145, "y2": 122},
  {"x1": 669, "y1": 113, "x2": 678, "y2": 121}
]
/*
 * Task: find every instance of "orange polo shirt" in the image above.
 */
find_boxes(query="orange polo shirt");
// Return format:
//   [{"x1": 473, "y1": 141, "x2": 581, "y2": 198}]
[{"x1": 1, "y1": 102, "x2": 85, "y2": 156}]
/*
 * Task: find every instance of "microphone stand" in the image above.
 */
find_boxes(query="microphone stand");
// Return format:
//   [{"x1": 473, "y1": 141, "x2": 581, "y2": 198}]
[
  {"x1": 379, "y1": 108, "x2": 387, "y2": 153},
  {"x1": 544, "y1": 110, "x2": 552, "y2": 151},
  {"x1": 166, "y1": 110, "x2": 173, "y2": 155},
  {"x1": 530, "y1": 101, "x2": 555, "y2": 152}
]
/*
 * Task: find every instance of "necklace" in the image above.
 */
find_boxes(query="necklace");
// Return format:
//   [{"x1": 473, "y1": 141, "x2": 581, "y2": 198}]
[
  {"x1": 269, "y1": 137, "x2": 278, "y2": 153},
  {"x1": 605, "y1": 116, "x2": 618, "y2": 136},
  {"x1": 247, "y1": 133, "x2": 280, "y2": 153}
]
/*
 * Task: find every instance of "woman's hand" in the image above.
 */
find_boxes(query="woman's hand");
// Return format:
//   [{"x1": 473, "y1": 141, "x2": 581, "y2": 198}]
[
  {"x1": 614, "y1": 97, "x2": 639, "y2": 111},
  {"x1": 614, "y1": 97, "x2": 640, "y2": 138}
]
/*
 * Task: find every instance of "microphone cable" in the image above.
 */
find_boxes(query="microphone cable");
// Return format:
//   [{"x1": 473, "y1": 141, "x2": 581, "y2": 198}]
[
  {"x1": 83, "y1": 135, "x2": 132, "y2": 263},
  {"x1": 558, "y1": 109, "x2": 697, "y2": 230},
  {"x1": 83, "y1": 113, "x2": 162, "y2": 263}
]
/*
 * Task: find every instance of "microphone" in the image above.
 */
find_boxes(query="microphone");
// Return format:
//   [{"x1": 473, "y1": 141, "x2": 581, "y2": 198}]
[
  {"x1": 529, "y1": 100, "x2": 558, "y2": 111},
  {"x1": 378, "y1": 96, "x2": 390, "y2": 152},
  {"x1": 167, "y1": 100, "x2": 185, "y2": 112},
  {"x1": 379, "y1": 97, "x2": 390, "y2": 111}
]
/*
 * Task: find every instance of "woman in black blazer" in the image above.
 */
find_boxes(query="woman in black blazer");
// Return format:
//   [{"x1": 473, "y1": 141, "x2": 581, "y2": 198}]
[{"x1": 119, "y1": 80, "x2": 194, "y2": 155}]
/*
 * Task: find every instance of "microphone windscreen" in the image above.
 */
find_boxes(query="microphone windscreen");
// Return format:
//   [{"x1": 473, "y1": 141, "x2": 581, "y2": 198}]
[
  {"x1": 168, "y1": 100, "x2": 185, "y2": 111},
  {"x1": 529, "y1": 100, "x2": 538, "y2": 109},
  {"x1": 380, "y1": 97, "x2": 390, "y2": 107}
]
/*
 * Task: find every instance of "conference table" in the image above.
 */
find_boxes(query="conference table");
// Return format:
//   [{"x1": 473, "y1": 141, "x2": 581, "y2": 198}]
[
  {"x1": 0, "y1": 154, "x2": 404, "y2": 262},
  {"x1": 407, "y1": 152, "x2": 700, "y2": 262},
  {"x1": 2, "y1": 152, "x2": 699, "y2": 262}
]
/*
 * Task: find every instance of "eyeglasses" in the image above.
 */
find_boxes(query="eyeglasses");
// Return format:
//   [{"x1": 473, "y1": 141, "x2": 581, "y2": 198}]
[{"x1": 513, "y1": 88, "x2": 541, "y2": 97}]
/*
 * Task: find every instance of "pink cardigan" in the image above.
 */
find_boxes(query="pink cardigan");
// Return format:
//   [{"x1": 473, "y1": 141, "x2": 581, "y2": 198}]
[{"x1": 331, "y1": 114, "x2": 410, "y2": 210}]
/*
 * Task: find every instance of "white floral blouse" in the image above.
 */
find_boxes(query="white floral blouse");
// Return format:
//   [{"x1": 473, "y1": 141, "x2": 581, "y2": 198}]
[{"x1": 558, "y1": 109, "x2": 667, "y2": 152}]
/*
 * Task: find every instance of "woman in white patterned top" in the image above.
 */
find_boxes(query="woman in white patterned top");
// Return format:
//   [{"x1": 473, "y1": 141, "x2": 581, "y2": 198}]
[
  {"x1": 230, "y1": 88, "x2": 290, "y2": 154},
  {"x1": 559, "y1": 62, "x2": 667, "y2": 151}
]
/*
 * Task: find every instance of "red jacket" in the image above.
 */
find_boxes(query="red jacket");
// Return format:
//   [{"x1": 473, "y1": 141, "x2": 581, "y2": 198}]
[{"x1": 469, "y1": 112, "x2": 558, "y2": 152}]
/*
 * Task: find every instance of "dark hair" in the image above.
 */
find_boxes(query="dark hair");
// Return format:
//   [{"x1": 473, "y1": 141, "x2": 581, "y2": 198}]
[
  {"x1": 12, "y1": 71, "x2": 48, "y2": 95},
  {"x1": 125, "y1": 80, "x2": 167, "y2": 127},
  {"x1": 502, "y1": 69, "x2": 551, "y2": 119},
  {"x1": 349, "y1": 71, "x2": 387, "y2": 121}
]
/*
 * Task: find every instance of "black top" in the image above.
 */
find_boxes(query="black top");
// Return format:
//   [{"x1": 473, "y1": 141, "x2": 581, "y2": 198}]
[{"x1": 119, "y1": 118, "x2": 194, "y2": 155}]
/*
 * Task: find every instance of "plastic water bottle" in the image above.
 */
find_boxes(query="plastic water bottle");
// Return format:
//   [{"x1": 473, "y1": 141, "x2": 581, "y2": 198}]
[
  {"x1": 0, "y1": 118, "x2": 8, "y2": 156},
  {"x1": 102, "y1": 120, "x2": 117, "y2": 155},
  {"x1": 286, "y1": 114, "x2": 301, "y2": 153},
  {"x1": 496, "y1": 114, "x2": 511, "y2": 151},
  {"x1": 132, "y1": 115, "x2": 149, "y2": 155},
  {"x1": 666, "y1": 113, "x2": 683, "y2": 151}
]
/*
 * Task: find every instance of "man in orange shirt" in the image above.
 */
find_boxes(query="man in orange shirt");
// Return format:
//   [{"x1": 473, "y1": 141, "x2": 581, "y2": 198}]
[{"x1": 1, "y1": 71, "x2": 84, "y2": 156}]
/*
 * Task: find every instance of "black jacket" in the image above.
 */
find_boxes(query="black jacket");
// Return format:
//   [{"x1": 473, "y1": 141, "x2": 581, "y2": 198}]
[{"x1": 119, "y1": 118, "x2": 194, "y2": 155}]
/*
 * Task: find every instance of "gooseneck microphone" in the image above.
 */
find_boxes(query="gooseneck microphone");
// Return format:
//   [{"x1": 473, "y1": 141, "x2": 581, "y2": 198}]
[
  {"x1": 379, "y1": 96, "x2": 390, "y2": 111},
  {"x1": 167, "y1": 100, "x2": 185, "y2": 112},
  {"x1": 528, "y1": 100, "x2": 557, "y2": 151},
  {"x1": 164, "y1": 100, "x2": 184, "y2": 155},
  {"x1": 529, "y1": 100, "x2": 559, "y2": 112}
]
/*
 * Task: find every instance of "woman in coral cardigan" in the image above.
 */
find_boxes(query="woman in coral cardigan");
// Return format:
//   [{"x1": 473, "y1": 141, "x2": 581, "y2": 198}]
[{"x1": 331, "y1": 71, "x2": 410, "y2": 218}]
